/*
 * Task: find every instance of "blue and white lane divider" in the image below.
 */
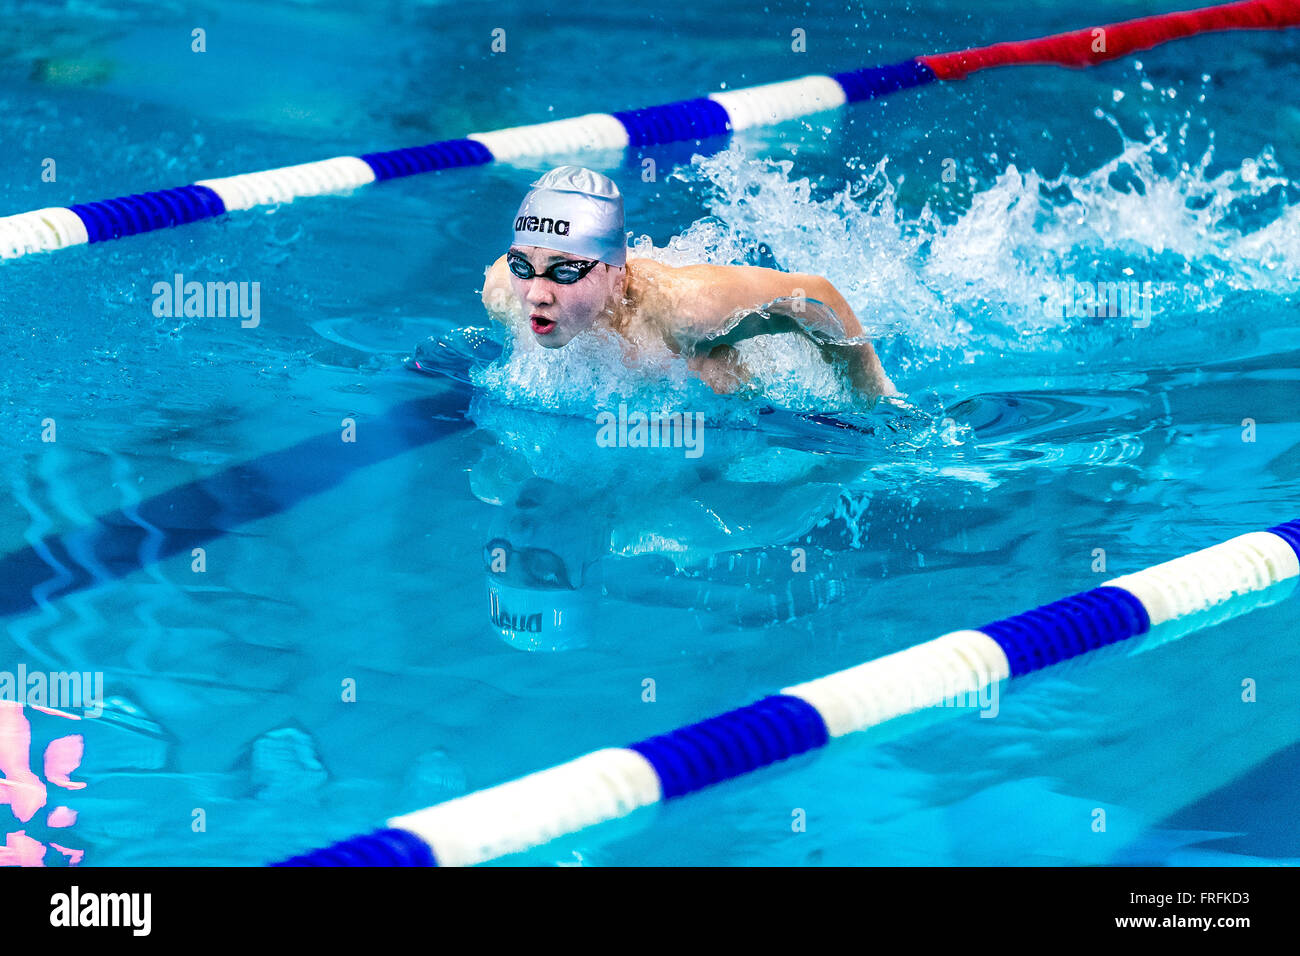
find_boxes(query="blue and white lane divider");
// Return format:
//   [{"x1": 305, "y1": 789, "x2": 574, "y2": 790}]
[
  {"x1": 9, "y1": 0, "x2": 1296, "y2": 260},
  {"x1": 273, "y1": 519, "x2": 1300, "y2": 866},
  {"x1": 0, "y1": 64, "x2": 927, "y2": 260}
]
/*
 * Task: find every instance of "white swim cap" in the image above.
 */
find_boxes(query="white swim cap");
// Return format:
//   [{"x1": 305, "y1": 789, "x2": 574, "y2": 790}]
[{"x1": 512, "y1": 165, "x2": 627, "y2": 267}]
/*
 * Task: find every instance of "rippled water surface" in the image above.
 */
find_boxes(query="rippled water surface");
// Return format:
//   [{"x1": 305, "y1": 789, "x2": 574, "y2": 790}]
[{"x1": 1, "y1": 0, "x2": 1298, "y2": 865}]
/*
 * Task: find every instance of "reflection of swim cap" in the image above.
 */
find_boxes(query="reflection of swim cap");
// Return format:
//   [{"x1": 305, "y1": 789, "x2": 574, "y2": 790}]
[
  {"x1": 486, "y1": 579, "x2": 591, "y2": 652},
  {"x1": 512, "y1": 165, "x2": 626, "y2": 267}
]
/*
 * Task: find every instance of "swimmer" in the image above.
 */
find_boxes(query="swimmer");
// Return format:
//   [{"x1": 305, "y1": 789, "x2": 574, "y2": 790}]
[{"x1": 481, "y1": 165, "x2": 898, "y2": 401}]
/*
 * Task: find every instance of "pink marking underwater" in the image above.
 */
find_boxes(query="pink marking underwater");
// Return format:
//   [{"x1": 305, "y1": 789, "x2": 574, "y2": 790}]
[
  {"x1": 0, "y1": 702, "x2": 46, "y2": 822},
  {"x1": 49, "y1": 842, "x2": 84, "y2": 866},
  {"x1": 44, "y1": 735, "x2": 86, "y2": 791},
  {"x1": 0, "y1": 831, "x2": 47, "y2": 867},
  {"x1": 0, "y1": 703, "x2": 87, "y2": 866},
  {"x1": 47, "y1": 806, "x2": 78, "y2": 828},
  {"x1": 30, "y1": 704, "x2": 82, "y2": 720}
]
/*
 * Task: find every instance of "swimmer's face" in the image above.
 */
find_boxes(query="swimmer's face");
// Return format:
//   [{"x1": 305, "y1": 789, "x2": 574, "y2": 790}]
[{"x1": 507, "y1": 245, "x2": 625, "y2": 348}]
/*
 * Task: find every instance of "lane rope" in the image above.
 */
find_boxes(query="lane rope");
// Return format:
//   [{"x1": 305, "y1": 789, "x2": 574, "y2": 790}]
[
  {"x1": 273, "y1": 519, "x2": 1300, "y2": 866},
  {"x1": 2, "y1": 0, "x2": 1296, "y2": 260}
]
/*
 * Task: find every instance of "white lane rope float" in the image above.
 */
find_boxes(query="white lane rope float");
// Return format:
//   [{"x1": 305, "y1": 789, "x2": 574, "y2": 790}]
[
  {"x1": 274, "y1": 519, "x2": 1300, "y2": 865},
  {"x1": 2, "y1": 0, "x2": 1296, "y2": 260}
]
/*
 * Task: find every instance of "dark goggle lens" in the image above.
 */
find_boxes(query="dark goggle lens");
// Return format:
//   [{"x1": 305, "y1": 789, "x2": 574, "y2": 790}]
[
  {"x1": 506, "y1": 255, "x2": 590, "y2": 285},
  {"x1": 548, "y1": 263, "x2": 585, "y2": 283}
]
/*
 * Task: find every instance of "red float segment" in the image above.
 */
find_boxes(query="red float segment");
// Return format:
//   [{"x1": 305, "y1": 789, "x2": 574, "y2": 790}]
[{"x1": 918, "y1": 0, "x2": 1300, "y2": 80}]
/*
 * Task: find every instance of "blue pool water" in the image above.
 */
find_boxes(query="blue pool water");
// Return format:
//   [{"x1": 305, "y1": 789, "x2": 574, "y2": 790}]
[{"x1": 1, "y1": 0, "x2": 1298, "y2": 865}]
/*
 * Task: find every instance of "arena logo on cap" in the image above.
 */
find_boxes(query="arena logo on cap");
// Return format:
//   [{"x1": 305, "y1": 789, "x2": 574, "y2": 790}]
[{"x1": 515, "y1": 215, "x2": 571, "y2": 236}]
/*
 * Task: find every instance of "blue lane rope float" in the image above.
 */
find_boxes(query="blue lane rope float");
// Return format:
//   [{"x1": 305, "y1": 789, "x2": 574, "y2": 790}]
[
  {"x1": 272, "y1": 519, "x2": 1300, "y2": 866},
  {"x1": 2, "y1": 0, "x2": 1296, "y2": 260}
]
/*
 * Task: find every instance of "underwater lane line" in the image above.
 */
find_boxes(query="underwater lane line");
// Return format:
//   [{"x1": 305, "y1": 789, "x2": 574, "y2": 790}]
[{"x1": 0, "y1": 391, "x2": 470, "y2": 620}]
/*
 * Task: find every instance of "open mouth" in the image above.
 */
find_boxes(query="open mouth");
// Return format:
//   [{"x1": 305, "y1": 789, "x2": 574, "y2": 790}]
[{"x1": 530, "y1": 315, "x2": 557, "y2": 335}]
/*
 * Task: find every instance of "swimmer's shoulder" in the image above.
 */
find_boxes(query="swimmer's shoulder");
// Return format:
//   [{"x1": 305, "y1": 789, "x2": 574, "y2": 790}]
[
  {"x1": 622, "y1": 258, "x2": 693, "y2": 342},
  {"x1": 482, "y1": 253, "x2": 519, "y2": 323},
  {"x1": 624, "y1": 256, "x2": 670, "y2": 285},
  {"x1": 623, "y1": 258, "x2": 760, "y2": 347},
  {"x1": 484, "y1": 252, "x2": 512, "y2": 293},
  {"x1": 623, "y1": 257, "x2": 692, "y2": 318}
]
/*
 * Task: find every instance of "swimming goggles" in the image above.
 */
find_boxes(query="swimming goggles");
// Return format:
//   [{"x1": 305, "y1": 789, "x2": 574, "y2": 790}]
[
  {"x1": 506, "y1": 251, "x2": 601, "y2": 284},
  {"x1": 483, "y1": 537, "x2": 579, "y2": 590}
]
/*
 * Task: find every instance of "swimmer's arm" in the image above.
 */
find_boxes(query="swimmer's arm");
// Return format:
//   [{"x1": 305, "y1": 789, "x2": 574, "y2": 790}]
[
  {"x1": 671, "y1": 264, "x2": 861, "y2": 341},
  {"x1": 672, "y1": 265, "x2": 897, "y2": 398},
  {"x1": 481, "y1": 254, "x2": 520, "y2": 326}
]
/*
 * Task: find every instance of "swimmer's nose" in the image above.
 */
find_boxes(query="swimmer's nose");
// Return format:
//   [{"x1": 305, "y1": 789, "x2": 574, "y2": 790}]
[{"x1": 524, "y1": 280, "x2": 555, "y2": 306}]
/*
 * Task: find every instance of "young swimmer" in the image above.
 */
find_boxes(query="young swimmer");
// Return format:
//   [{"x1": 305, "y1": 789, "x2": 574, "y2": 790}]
[{"x1": 481, "y1": 165, "x2": 898, "y2": 401}]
